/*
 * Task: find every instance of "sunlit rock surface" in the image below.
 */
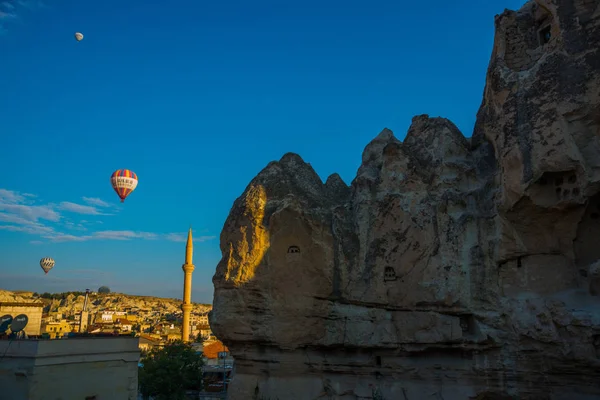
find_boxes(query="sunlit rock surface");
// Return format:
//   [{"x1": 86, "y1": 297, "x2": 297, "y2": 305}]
[{"x1": 210, "y1": 0, "x2": 600, "y2": 398}]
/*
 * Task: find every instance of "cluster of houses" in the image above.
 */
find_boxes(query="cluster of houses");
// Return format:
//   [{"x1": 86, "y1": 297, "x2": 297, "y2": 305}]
[
  {"x1": 41, "y1": 306, "x2": 214, "y2": 344},
  {"x1": 2, "y1": 297, "x2": 234, "y2": 395}
]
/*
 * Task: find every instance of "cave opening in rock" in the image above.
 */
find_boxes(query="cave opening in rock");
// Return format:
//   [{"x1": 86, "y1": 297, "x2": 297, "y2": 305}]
[
  {"x1": 459, "y1": 315, "x2": 476, "y2": 335},
  {"x1": 376, "y1": 356, "x2": 382, "y2": 366},
  {"x1": 384, "y1": 267, "x2": 397, "y2": 282},
  {"x1": 539, "y1": 25, "x2": 551, "y2": 45},
  {"x1": 287, "y1": 246, "x2": 300, "y2": 254},
  {"x1": 574, "y1": 194, "x2": 600, "y2": 268},
  {"x1": 568, "y1": 174, "x2": 577, "y2": 183}
]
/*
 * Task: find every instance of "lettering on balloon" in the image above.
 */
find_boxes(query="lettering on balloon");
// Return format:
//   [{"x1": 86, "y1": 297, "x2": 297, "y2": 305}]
[{"x1": 112, "y1": 177, "x2": 138, "y2": 190}]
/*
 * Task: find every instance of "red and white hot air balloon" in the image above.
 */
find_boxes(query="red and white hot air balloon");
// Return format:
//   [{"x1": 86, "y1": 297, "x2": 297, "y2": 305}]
[{"x1": 110, "y1": 169, "x2": 138, "y2": 203}]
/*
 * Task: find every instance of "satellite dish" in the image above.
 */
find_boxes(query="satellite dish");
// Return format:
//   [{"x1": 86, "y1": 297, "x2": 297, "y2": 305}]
[
  {"x1": 0, "y1": 314, "x2": 12, "y2": 334},
  {"x1": 10, "y1": 314, "x2": 28, "y2": 333}
]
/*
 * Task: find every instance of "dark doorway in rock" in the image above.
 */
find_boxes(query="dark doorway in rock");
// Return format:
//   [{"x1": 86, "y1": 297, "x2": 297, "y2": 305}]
[
  {"x1": 459, "y1": 315, "x2": 476, "y2": 335},
  {"x1": 287, "y1": 246, "x2": 300, "y2": 254},
  {"x1": 376, "y1": 356, "x2": 382, "y2": 366},
  {"x1": 384, "y1": 267, "x2": 397, "y2": 282},
  {"x1": 539, "y1": 25, "x2": 551, "y2": 45}
]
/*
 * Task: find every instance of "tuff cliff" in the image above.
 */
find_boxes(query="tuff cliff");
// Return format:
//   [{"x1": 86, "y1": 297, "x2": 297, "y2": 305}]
[{"x1": 210, "y1": 0, "x2": 600, "y2": 399}]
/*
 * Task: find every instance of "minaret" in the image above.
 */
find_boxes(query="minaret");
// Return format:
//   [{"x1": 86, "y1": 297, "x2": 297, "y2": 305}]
[
  {"x1": 79, "y1": 288, "x2": 90, "y2": 333},
  {"x1": 181, "y1": 227, "x2": 195, "y2": 342}
]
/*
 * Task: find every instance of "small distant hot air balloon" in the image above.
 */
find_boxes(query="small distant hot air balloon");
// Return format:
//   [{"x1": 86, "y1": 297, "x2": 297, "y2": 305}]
[
  {"x1": 74, "y1": 32, "x2": 84, "y2": 42},
  {"x1": 40, "y1": 257, "x2": 55, "y2": 275},
  {"x1": 110, "y1": 169, "x2": 138, "y2": 203}
]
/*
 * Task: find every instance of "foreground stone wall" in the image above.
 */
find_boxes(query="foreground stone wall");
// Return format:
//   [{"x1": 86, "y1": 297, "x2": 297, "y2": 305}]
[
  {"x1": 210, "y1": 0, "x2": 600, "y2": 399},
  {"x1": 0, "y1": 337, "x2": 140, "y2": 400}
]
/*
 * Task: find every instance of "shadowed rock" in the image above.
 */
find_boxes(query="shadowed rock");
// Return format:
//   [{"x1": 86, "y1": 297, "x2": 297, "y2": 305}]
[{"x1": 210, "y1": 0, "x2": 600, "y2": 399}]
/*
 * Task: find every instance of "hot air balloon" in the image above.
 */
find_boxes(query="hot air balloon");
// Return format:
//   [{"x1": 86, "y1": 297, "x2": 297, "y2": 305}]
[
  {"x1": 74, "y1": 32, "x2": 84, "y2": 42},
  {"x1": 110, "y1": 169, "x2": 138, "y2": 203},
  {"x1": 40, "y1": 257, "x2": 55, "y2": 275}
]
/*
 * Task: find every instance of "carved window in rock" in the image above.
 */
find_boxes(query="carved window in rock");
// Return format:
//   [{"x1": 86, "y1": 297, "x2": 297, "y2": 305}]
[
  {"x1": 384, "y1": 267, "x2": 397, "y2": 282},
  {"x1": 539, "y1": 25, "x2": 551, "y2": 45},
  {"x1": 459, "y1": 315, "x2": 476, "y2": 335},
  {"x1": 287, "y1": 246, "x2": 300, "y2": 254},
  {"x1": 286, "y1": 245, "x2": 301, "y2": 263}
]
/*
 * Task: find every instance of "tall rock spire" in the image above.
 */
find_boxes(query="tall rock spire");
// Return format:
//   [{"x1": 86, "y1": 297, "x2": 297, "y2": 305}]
[{"x1": 181, "y1": 226, "x2": 195, "y2": 342}]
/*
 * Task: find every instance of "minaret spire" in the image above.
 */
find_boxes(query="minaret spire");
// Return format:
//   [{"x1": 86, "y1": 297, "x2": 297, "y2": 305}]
[
  {"x1": 181, "y1": 226, "x2": 195, "y2": 342},
  {"x1": 185, "y1": 226, "x2": 193, "y2": 265}
]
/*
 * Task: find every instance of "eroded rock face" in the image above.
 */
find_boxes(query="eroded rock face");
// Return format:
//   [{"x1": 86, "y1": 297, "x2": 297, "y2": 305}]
[{"x1": 210, "y1": 0, "x2": 600, "y2": 399}]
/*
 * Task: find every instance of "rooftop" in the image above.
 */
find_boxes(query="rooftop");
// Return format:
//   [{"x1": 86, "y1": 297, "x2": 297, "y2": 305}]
[
  {"x1": 0, "y1": 336, "x2": 140, "y2": 363},
  {"x1": 202, "y1": 340, "x2": 229, "y2": 359},
  {"x1": 0, "y1": 302, "x2": 45, "y2": 307}
]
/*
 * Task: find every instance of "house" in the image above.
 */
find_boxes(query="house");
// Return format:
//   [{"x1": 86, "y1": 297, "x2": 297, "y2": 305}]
[
  {"x1": 197, "y1": 314, "x2": 209, "y2": 325},
  {"x1": 126, "y1": 314, "x2": 138, "y2": 323},
  {"x1": 43, "y1": 320, "x2": 75, "y2": 339},
  {"x1": 202, "y1": 340, "x2": 234, "y2": 367},
  {"x1": 87, "y1": 325, "x2": 102, "y2": 334},
  {"x1": 138, "y1": 334, "x2": 162, "y2": 352},
  {"x1": 115, "y1": 318, "x2": 133, "y2": 332},
  {"x1": 47, "y1": 311, "x2": 63, "y2": 322},
  {"x1": 197, "y1": 324, "x2": 212, "y2": 340},
  {"x1": 164, "y1": 331, "x2": 181, "y2": 342}
]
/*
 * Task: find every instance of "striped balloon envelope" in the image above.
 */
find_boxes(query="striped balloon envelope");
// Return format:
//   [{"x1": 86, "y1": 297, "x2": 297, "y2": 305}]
[
  {"x1": 40, "y1": 257, "x2": 55, "y2": 274},
  {"x1": 110, "y1": 169, "x2": 138, "y2": 203}
]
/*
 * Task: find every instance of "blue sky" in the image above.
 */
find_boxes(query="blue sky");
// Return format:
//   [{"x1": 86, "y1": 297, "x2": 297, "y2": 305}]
[{"x1": 0, "y1": 0, "x2": 525, "y2": 303}]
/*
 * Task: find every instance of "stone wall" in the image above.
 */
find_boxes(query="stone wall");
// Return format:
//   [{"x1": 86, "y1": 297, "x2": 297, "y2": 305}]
[{"x1": 0, "y1": 337, "x2": 140, "y2": 400}]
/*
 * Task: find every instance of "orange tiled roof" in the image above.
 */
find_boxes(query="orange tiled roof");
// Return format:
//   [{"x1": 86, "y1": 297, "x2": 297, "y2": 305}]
[{"x1": 202, "y1": 340, "x2": 229, "y2": 359}]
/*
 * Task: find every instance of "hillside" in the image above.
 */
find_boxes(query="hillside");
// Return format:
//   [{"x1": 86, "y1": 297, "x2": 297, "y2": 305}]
[{"x1": 0, "y1": 289, "x2": 212, "y2": 316}]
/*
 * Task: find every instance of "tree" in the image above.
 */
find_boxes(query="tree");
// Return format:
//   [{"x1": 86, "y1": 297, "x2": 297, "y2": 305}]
[
  {"x1": 98, "y1": 286, "x2": 111, "y2": 294},
  {"x1": 138, "y1": 341, "x2": 204, "y2": 400}
]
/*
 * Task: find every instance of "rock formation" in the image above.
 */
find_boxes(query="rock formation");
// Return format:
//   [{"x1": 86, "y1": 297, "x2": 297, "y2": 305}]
[{"x1": 210, "y1": 0, "x2": 600, "y2": 398}]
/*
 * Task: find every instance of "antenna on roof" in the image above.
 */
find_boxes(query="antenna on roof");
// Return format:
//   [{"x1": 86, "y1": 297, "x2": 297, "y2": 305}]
[
  {"x1": 10, "y1": 314, "x2": 29, "y2": 334},
  {"x1": 0, "y1": 315, "x2": 12, "y2": 335}
]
